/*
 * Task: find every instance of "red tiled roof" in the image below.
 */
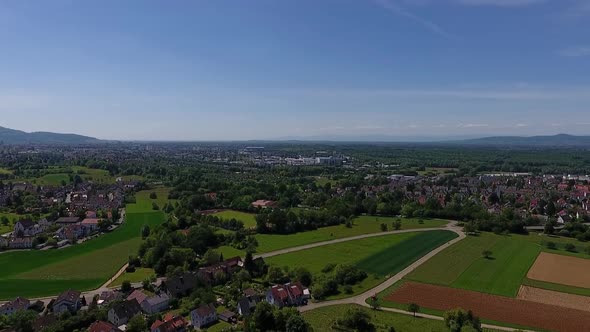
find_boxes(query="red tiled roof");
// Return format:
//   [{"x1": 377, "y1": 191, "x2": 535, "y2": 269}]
[
  {"x1": 88, "y1": 320, "x2": 119, "y2": 332},
  {"x1": 127, "y1": 289, "x2": 148, "y2": 304}
]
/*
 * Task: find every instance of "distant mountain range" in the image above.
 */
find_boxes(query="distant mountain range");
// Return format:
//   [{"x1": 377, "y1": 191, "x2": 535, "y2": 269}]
[
  {"x1": 0, "y1": 126, "x2": 100, "y2": 144},
  {"x1": 453, "y1": 134, "x2": 590, "y2": 147},
  {"x1": 1, "y1": 125, "x2": 589, "y2": 147}
]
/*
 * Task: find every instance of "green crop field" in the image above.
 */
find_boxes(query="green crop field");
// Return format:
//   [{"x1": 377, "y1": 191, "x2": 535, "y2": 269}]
[
  {"x1": 254, "y1": 217, "x2": 448, "y2": 253},
  {"x1": 212, "y1": 210, "x2": 257, "y2": 228},
  {"x1": 0, "y1": 211, "x2": 165, "y2": 299},
  {"x1": 266, "y1": 230, "x2": 457, "y2": 299},
  {"x1": 303, "y1": 304, "x2": 449, "y2": 332}
]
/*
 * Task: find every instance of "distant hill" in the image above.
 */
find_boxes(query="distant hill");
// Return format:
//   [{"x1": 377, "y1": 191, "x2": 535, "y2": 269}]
[
  {"x1": 0, "y1": 126, "x2": 100, "y2": 144},
  {"x1": 453, "y1": 134, "x2": 590, "y2": 147}
]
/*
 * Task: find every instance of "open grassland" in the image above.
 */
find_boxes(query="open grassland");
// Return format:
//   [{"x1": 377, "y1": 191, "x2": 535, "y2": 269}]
[
  {"x1": 303, "y1": 304, "x2": 451, "y2": 332},
  {"x1": 407, "y1": 232, "x2": 540, "y2": 297},
  {"x1": 408, "y1": 231, "x2": 590, "y2": 297},
  {"x1": 254, "y1": 217, "x2": 448, "y2": 253},
  {"x1": 212, "y1": 210, "x2": 257, "y2": 228},
  {"x1": 108, "y1": 268, "x2": 156, "y2": 287},
  {"x1": 0, "y1": 205, "x2": 165, "y2": 299},
  {"x1": 127, "y1": 187, "x2": 175, "y2": 213},
  {"x1": 267, "y1": 230, "x2": 457, "y2": 299},
  {"x1": 14, "y1": 166, "x2": 144, "y2": 185}
]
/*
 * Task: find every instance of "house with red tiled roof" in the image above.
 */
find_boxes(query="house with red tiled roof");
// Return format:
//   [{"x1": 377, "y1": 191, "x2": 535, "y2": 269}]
[
  {"x1": 266, "y1": 285, "x2": 290, "y2": 308},
  {"x1": 251, "y1": 200, "x2": 278, "y2": 209},
  {"x1": 151, "y1": 314, "x2": 187, "y2": 332}
]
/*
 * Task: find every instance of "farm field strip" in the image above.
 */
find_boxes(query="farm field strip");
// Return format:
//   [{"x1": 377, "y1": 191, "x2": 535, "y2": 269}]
[
  {"x1": 526, "y1": 252, "x2": 590, "y2": 289},
  {"x1": 386, "y1": 281, "x2": 590, "y2": 332},
  {"x1": 517, "y1": 285, "x2": 590, "y2": 312}
]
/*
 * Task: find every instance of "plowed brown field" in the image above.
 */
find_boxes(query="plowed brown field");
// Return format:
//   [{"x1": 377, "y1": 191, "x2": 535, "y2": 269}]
[
  {"x1": 517, "y1": 285, "x2": 590, "y2": 312},
  {"x1": 386, "y1": 282, "x2": 590, "y2": 332},
  {"x1": 527, "y1": 252, "x2": 590, "y2": 288}
]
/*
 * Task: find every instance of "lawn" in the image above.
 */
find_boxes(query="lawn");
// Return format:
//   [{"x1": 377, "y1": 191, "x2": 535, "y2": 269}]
[
  {"x1": 212, "y1": 210, "x2": 257, "y2": 228},
  {"x1": 254, "y1": 217, "x2": 449, "y2": 253},
  {"x1": 0, "y1": 211, "x2": 165, "y2": 299},
  {"x1": 303, "y1": 304, "x2": 450, "y2": 332},
  {"x1": 0, "y1": 168, "x2": 12, "y2": 175},
  {"x1": 127, "y1": 187, "x2": 175, "y2": 214},
  {"x1": 108, "y1": 268, "x2": 156, "y2": 287},
  {"x1": 266, "y1": 230, "x2": 457, "y2": 299},
  {"x1": 407, "y1": 232, "x2": 540, "y2": 297},
  {"x1": 0, "y1": 212, "x2": 22, "y2": 234}
]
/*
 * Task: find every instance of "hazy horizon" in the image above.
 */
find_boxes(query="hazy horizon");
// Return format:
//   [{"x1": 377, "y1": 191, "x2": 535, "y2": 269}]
[{"x1": 1, "y1": 1, "x2": 590, "y2": 140}]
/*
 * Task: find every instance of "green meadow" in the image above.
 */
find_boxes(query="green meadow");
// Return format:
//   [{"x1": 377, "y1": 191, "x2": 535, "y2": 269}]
[
  {"x1": 406, "y1": 231, "x2": 590, "y2": 297},
  {"x1": 303, "y1": 304, "x2": 450, "y2": 332},
  {"x1": 266, "y1": 230, "x2": 457, "y2": 299},
  {"x1": 212, "y1": 210, "x2": 257, "y2": 228},
  {"x1": 254, "y1": 217, "x2": 448, "y2": 253}
]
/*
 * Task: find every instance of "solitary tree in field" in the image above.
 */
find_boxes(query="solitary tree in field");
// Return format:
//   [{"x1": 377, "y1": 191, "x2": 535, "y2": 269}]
[
  {"x1": 149, "y1": 192, "x2": 157, "y2": 199},
  {"x1": 482, "y1": 250, "x2": 492, "y2": 259},
  {"x1": 408, "y1": 303, "x2": 420, "y2": 317},
  {"x1": 381, "y1": 223, "x2": 388, "y2": 232}
]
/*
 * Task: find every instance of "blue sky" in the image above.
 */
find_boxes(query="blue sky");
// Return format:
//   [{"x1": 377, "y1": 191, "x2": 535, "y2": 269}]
[{"x1": 1, "y1": 0, "x2": 590, "y2": 140}]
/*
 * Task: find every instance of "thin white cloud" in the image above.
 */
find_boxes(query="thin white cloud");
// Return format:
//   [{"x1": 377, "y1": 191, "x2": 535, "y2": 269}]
[
  {"x1": 559, "y1": 46, "x2": 590, "y2": 57},
  {"x1": 373, "y1": 0, "x2": 457, "y2": 39},
  {"x1": 458, "y1": 123, "x2": 489, "y2": 128}
]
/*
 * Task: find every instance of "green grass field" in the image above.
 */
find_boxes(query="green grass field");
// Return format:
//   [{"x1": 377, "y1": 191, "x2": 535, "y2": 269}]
[
  {"x1": 0, "y1": 212, "x2": 22, "y2": 234},
  {"x1": 127, "y1": 187, "x2": 175, "y2": 214},
  {"x1": 0, "y1": 211, "x2": 165, "y2": 299},
  {"x1": 254, "y1": 217, "x2": 448, "y2": 253},
  {"x1": 0, "y1": 190, "x2": 171, "y2": 299},
  {"x1": 266, "y1": 230, "x2": 457, "y2": 299},
  {"x1": 407, "y1": 233, "x2": 540, "y2": 297},
  {"x1": 108, "y1": 268, "x2": 156, "y2": 287},
  {"x1": 303, "y1": 304, "x2": 452, "y2": 332},
  {"x1": 212, "y1": 210, "x2": 257, "y2": 228},
  {"x1": 407, "y1": 231, "x2": 590, "y2": 297}
]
